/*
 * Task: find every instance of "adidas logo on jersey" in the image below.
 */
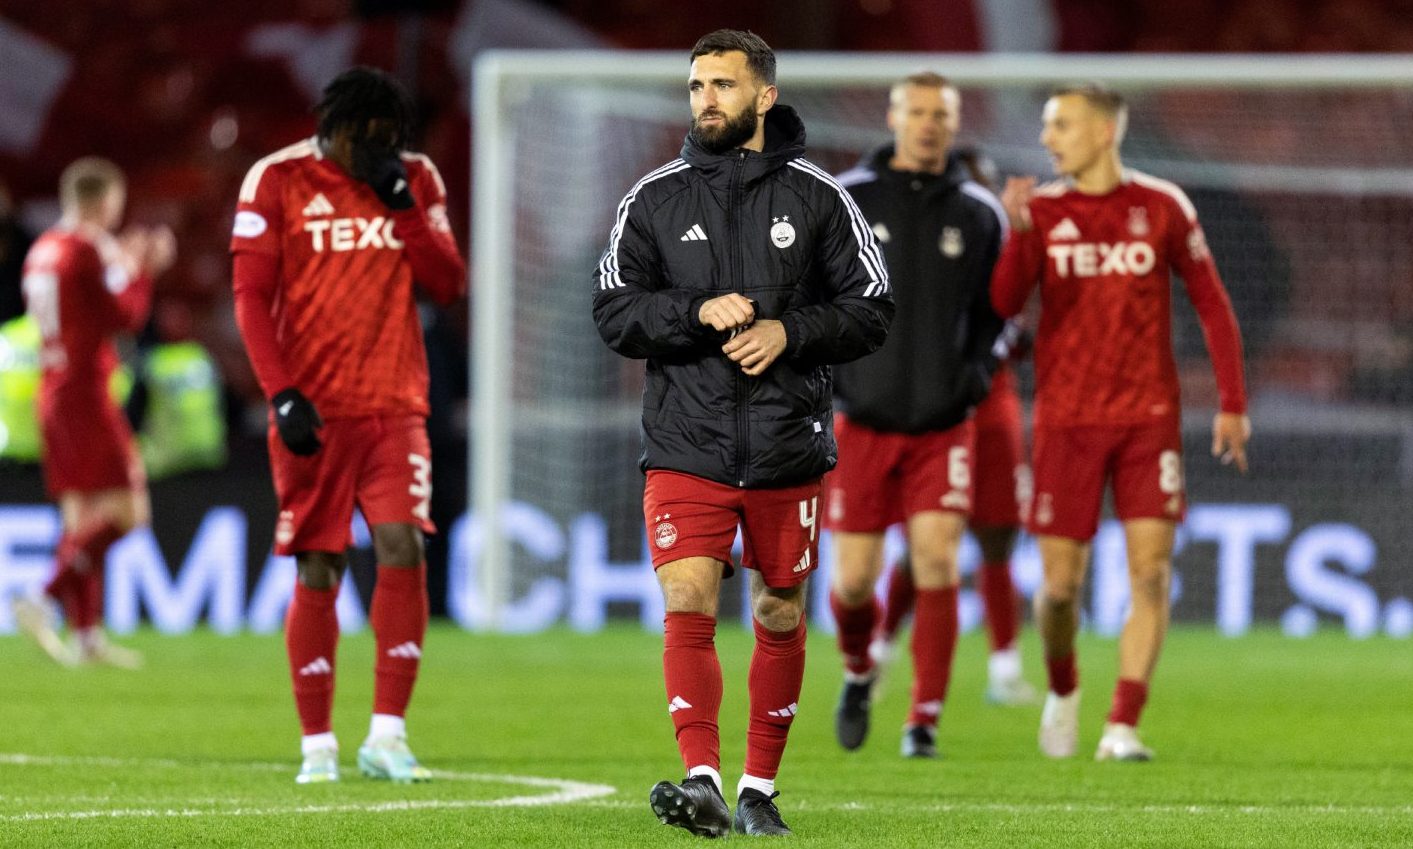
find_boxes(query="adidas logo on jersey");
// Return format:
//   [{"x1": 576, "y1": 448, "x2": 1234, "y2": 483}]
[
  {"x1": 680, "y1": 224, "x2": 708, "y2": 242},
  {"x1": 1048, "y1": 242, "x2": 1157, "y2": 278},
  {"x1": 766, "y1": 703, "x2": 798, "y2": 718},
  {"x1": 1048, "y1": 218, "x2": 1081, "y2": 241},
  {"x1": 668, "y1": 696, "x2": 693, "y2": 714},
  {"x1": 302, "y1": 193, "x2": 335, "y2": 217},
  {"x1": 386, "y1": 641, "x2": 422, "y2": 659},
  {"x1": 299, "y1": 656, "x2": 332, "y2": 676}
]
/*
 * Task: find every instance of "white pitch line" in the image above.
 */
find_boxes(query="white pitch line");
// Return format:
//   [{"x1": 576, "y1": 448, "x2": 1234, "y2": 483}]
[
  {"x1": 575, "y1": 799, "x2": 1413, "y2": 817},
  {"x1": 0, "y1": 752, "x2": 616, "y2": 822}
]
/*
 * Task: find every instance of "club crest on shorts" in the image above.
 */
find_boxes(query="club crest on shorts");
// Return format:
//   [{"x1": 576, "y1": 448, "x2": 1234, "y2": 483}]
[
  {"x1": 770, "y1": 215, "x2": 796, "y2": 249},
  {"x1": 654, "y1": 521, "x2": 678, "y2": 550},
  {"x1": 939, "y1": 226, "x2": 964, "y2": 258}
]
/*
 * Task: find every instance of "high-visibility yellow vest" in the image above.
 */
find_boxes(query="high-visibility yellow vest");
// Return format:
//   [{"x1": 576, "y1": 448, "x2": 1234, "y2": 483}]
[
  {"x1": 139, "y1": 341, "x2": 226, "y2": 479},
  {"x1": 0, "y1": 314, "x2": 41, "y2": 461}
]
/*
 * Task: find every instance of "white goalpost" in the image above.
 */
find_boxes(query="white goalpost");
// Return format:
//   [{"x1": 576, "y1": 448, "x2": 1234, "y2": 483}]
[{"x1": 469, "y1": 51, "x2": 1413, "y2": 634}]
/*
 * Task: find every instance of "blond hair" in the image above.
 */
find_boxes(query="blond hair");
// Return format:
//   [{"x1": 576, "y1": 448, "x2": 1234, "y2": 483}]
[{"x1": 59, "y1": 157, "x2": 125, "y2": 213}]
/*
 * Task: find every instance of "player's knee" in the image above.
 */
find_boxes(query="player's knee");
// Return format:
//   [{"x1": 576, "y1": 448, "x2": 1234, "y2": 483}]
[
  {"x1": 831, "y1": 569, "x2": 875, "y2": 607},
  {"x1": 910, "y1": 551, "x2": 960, "y2": 588},
  {"x1": 1129, "y1": 564, "x2": 1171, "y2": 605},
  {"x1": 372, "y1": 525, "x2": 424, "y2": 566},
  {"x1": 296, "y1": 553, "x2": 346, "y2": 589},
  {"x1": 753, "y1": 590, "x2": 805, "y2": 632},
  {"x1": 660, "y1": 580, "x2": 716, "y2": 615},
  {"x1": 1040, "y1": 578, "x2": 1082, "y2": 607}
]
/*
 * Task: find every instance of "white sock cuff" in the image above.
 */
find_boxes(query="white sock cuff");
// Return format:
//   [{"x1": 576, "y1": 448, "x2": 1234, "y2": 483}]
[
  {"x1": 989, "y1": 647, "x2": 1023, "y2": 681},
  {"x1": 844, "y1": 668, "x2": 876, "y2": 685},
  {"x1": 687, "y1": 765, "x2": 723, "y2": 796},
  {"x1": 301, "y1": 732, "x2": 338, "y2": 756},
  {"x1": 737, "y1": 773, "x2": 775, "y2": 799},
  {"x1": 368, "y1": 713, "x2": 407, "y2": 741}
]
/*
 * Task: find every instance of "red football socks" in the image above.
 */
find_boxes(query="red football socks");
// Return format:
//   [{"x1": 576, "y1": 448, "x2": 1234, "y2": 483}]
[
  {"x1": 286, "y1": 583, "x2": 340, "y2": 735},
  {"x1": 978, "y1": 560, "x2": 1020, "y2": 652},
  {"x1": 878, "y1": 562, "x2": 916, "y2": 641},
  {"x1": 46, "y1": 520, "x2": 125, "y2": 630},
  {"x1": 371, "y1": 564, "x2": 429, "y2": 718},
  {"x1": 1046, "y1": 652, "x2": 1079, "y2": 697},
  {"x1": 663, "y1": 612, "x2": 722, "y2": 773},
  {"x1": 744, "y1": 617, "x2": 807, "y2": 781},
  {"x1": 829, "y1": 591, "x2": 878, "y2": 676},
  {"x1": 1108, "y1": 678, "x2": 1149, "y2": 726},
  {"x1": 908, "y1": 585, "x2": 959, "y2": 727}
]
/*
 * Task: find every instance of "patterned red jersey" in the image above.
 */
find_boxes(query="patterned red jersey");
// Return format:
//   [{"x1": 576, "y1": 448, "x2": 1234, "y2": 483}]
[
  {"x1": 230, "y1": 137, "x2": 456, "y2": 419},
  {"x1": 992, "y1": 170, "x2": 1246, "y2": 429},
  {"x1": 23, "y1": 223, "x2": 150, "y2": 416}
]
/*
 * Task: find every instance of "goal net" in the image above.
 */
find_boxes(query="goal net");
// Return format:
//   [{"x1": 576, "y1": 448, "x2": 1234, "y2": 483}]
[{"x1": 466, "y1": 52, "x2": 1413, "y2": 638}]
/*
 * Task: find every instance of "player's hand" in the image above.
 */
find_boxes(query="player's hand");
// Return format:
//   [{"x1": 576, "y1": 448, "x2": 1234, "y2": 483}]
[
  {"x1": 1000, "y1": 177, "x2": 1036, "y2": 232},
  {"x1": 272, "y1": 387, "x2": 324, "y2": 456},
  {"x1": 1212, "y1": 412, "x2": 1250, "y2": 474},
  {"x1": 723, "y1": 319, "x2": 787, "y2": 376},
  {"x1": 144, "y1": 225, "x2": 177, "y2": 276},
  {"x1": 698, "y1": 293, "x2": 756, "y2": 332},
  {"x1": 361, "y1": 153, "x2": 414, "y2": 210}
]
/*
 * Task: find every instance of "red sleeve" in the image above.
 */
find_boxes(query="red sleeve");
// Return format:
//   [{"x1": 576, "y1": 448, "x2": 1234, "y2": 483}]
[
  {"x1": 393, "y1": 157, "x2": 466, "y2": 306},
  {"x1": 991, "y1": 224, "x2": 1044, "y2": 319},
  {"x1": 1170, "y1": 206, "x2": 1248, "y2": 415},
  {"x1": 112, "y1": 272, "x2": 153, "y2": 333},
  {"x1": 230, "y1": 159, "x2": 284, "y2": 257},
  {"x1": 232, "y1": 251, "x2": 294, "y2": 398},
  {"x1": 79, "y1": 239, "x2": 151, "y2": 335}
]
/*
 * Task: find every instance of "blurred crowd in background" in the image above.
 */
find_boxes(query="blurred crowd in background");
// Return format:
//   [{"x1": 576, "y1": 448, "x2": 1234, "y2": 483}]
[{"x1": 0, "y1": 0, "x2": 1410, "y2": 474}]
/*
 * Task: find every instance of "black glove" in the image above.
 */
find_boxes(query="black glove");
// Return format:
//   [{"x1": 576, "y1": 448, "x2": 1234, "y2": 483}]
[
  {"x1": 272, "y1": 387, "x2": 323, "y2": 456},
  {"x1": 356, "y1": 149, "x2": 414, "y2": 211}
]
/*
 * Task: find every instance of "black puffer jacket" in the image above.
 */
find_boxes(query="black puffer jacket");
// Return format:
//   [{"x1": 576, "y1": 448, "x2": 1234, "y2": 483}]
[
  {"x1": 831, "y1": 145, "x2": 1007, "y2": 433},
  {"x1": 592, "y1": 106, "x2": 895, "y2": 487}
]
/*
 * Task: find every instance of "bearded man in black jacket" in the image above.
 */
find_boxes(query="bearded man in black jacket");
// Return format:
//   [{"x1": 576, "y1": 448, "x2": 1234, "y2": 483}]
[
  {"x1": 592, "y1": 29, "x2": 894, "y2": 839},
  {"x1": 824, "y1": 72, "x2": 1009, "y2": 760}
]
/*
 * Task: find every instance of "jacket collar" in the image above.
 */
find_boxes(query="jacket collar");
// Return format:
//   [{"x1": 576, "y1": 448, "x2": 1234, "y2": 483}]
[
  {"x1": 681, "y1": 104, "x2": 807, "y2": 188},
  {"x1": 859, "y1": 143, "x2": 970, "y2": 194}
]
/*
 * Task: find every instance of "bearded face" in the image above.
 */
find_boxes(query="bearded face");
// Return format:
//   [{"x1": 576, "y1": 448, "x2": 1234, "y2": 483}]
[{"x1": 689, "y1": 100, "x2": 760, "y2": 155}]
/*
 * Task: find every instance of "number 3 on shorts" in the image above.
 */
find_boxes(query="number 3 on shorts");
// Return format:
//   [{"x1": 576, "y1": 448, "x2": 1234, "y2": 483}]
[
  {"x1": 408, "y1": 453, "x2": 432, "y2": 521},
  {"x1": 1158, "y1": 450, "x2": 1183, "y2": 495}
]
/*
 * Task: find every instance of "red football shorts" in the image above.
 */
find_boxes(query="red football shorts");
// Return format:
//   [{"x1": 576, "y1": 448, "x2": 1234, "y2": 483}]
[
  {"x1": 824, "y1": 414, "x2": 975, "y2": 533},
  {"x1": 267, "y1": 414, "x2": 435, "y2": 555},
  {"x1": 1029, "y1": 420, "x2": 1185, "y2": 541},
  {"x1": 642, "y1": 470, "x2": 823, "y2": 588},
  {"x1": 971, "y1": 368, "x2": 1030, "y2": 529},
  {"x1": 40, "y1": 396, "x2": 143, "y2": 498}
]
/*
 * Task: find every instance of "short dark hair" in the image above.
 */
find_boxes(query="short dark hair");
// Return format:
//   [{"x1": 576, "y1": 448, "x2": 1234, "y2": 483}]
[
  {"x1": 59, "y1": 157, "x2": 124, "y2": 211},
  {"x1": 1051, "y1": 82, "x2": 1126, "y2": 118},
  {"x1": 690, "y1": 29, "x2": 776, "y2": 86},
  {"x1": 315, "y1": 66, "x2": 415, "y2": 150},
  {"x1": 889, "y1": 70, "x2": 955, "y2": 107}
]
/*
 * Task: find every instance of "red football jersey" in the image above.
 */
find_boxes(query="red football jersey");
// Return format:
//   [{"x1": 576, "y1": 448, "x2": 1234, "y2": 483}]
[
  {"x1": 230, "y1": 137, "x2": 455, "y2": 419},
  {"x1": 23, "y1": 222, "x2": 150, "y2": 416},
  {"x1": 992, "y1": 170, "x2": 1246, "y2": 428}
]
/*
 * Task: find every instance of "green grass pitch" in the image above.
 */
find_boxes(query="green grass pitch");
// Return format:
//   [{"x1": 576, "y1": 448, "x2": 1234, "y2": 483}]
[{"x1": 1, "y1": 624, "x2": 1409, "y2": 847}]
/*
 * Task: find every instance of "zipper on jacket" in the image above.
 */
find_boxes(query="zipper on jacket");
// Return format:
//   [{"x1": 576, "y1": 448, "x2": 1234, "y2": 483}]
[{"x1": 731, "y1": 150, "x2": 749, "y2": 487}]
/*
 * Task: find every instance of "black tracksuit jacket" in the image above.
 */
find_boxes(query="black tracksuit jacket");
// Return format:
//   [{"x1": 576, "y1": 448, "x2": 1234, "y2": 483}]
[
  {"x1": 831, "y1": 145, "x2": 1008, "y2": 434},
  {"x1": 592, "y1": 106, "x2": 895, "y2": 487}
]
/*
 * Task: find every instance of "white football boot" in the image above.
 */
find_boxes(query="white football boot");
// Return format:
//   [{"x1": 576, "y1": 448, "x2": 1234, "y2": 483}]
[
  {"x1": 1038, "y1": 689, "x2": 1080, "y2": 758},
  {"x1": 1095, "y1": 722, "x2": 1154, "y2": 762}
]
